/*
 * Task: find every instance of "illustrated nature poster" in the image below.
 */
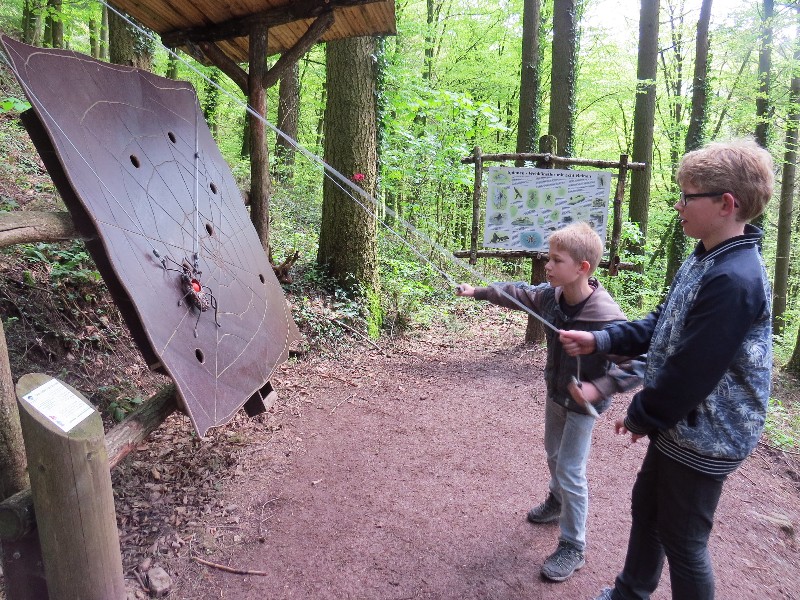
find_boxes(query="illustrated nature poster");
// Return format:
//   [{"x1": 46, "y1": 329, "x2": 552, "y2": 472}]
[{"x1": 484, "y1": 167, "x2": 611, "y2": 251}]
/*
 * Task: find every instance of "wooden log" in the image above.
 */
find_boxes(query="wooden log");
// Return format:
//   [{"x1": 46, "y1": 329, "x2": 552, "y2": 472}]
[
  {"x1": 0, "y1": 384, "x2": 177, "y2": 542},
  {"x1": 15, "y1": 374, "x2": 125, "y2": 600},
  {"x1": 0, "y1": 211, "x2": 87, "y2": 249},
  {"x1": 104, "y1": 384, "x2": 177, "y2": 469}
]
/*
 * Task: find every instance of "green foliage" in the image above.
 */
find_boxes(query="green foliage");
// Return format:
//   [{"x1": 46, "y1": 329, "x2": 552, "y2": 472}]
[
  {"x1": 763, "y1": 396, "x2": 800, "y2": 450},
  {"x1": 365, "y1": 287, "x2": 383, "y2": 339},
  {"x1": 0, "y1": 96, "x2": 30, "y2": 113},
  {"x1": 97, "y1": 385, "x2": 145, "y2": 422},
  {"x1": 21, "y1": 241, "x2": 101, "y2": 286}
]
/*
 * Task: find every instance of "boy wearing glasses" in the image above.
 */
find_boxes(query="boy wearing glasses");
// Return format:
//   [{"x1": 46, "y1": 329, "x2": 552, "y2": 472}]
[{"x1": 560, "y1": 139, "x2": 774, "y2": 600}]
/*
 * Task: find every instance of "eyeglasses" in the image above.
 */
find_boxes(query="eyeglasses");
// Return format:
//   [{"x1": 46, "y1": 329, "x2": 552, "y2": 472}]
[{"x1": 678, "y1": 191, "x2": 732, "y2": 207}]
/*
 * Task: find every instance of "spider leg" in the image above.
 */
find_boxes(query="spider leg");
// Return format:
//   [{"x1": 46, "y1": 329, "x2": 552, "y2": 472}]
[
  {"x1": 193, "y1": 306, "x2": 201, "y2": 338},
  {"x1": 204, "y1": 287, "x2": 222, "y2": 328}
]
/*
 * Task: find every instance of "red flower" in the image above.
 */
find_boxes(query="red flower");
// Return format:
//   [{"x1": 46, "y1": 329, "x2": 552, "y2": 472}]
[{"x1": 352, "y1": 173, "x2": 365, "y2": 183}]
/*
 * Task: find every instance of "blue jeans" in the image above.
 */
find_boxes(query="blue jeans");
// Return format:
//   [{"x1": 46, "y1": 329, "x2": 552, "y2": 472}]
[
  {"x1": 611, "y1": 443, "x2": 726, "y2": 600},
  {"x1": 543, "y1": 399, "x2": 595, "y2": 551}
]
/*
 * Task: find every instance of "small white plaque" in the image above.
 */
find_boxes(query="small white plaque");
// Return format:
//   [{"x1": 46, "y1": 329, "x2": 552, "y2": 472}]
[{"x1": 21, "y1": 379, "x2": 94, "y2": 432}]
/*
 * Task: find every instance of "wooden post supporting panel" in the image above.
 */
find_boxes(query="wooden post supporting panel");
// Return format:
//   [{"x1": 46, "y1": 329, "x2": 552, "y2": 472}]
[{"x1": 15, "y1": 374, "x2": 125, "y2": 600}]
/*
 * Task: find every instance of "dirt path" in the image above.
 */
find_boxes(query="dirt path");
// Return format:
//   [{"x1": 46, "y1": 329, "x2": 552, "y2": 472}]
[{"x1": 124, "y1": 307, "x2": 798, "y2": 599}]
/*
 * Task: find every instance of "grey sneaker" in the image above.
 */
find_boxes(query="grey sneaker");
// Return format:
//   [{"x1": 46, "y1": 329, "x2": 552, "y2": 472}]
[
  {"x1": 540, "y1": 541, "x2": 585, "y2": 582},
  {"x1": 592, "y1": 588, "x2": 615, "y2": 600},
  {"x1": 526, "y1": 493, "x2": 561, "y2": 523}
]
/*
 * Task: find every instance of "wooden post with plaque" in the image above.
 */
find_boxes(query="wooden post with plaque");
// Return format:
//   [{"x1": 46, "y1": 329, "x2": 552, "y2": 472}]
[{"x1": 15, "y1": 374, "x2": 125, "y2": 600}]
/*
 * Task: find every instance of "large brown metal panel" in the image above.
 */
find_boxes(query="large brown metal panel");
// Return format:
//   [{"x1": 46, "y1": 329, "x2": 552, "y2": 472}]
[{"x1": 2, "y1": 37, "x2": 293, "y2": 437}]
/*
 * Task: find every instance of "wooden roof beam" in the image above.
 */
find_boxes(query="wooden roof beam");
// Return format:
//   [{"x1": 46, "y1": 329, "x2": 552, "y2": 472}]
[
  {"x1": 263, "y1": 10, "x2": 333, "y2": 89},
  {"x1": 161, "y1": 0, "x2": 379, "y2": 47},
  {"x1": 186, "y1": 11, "x2": 334, "y2": 96}
]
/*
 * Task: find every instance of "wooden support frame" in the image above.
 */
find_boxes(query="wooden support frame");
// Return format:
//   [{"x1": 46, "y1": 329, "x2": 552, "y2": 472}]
[{"x1": 178, "y1": 8, "x2": 336, "y2": 251}]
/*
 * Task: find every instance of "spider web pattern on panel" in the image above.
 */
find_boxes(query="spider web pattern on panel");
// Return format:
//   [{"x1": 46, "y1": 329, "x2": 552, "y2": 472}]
[{"x1": 3, "y1": 37, "x2": 294, "y2": 437}]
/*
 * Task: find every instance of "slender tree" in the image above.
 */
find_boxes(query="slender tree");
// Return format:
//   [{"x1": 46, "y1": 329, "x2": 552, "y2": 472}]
[
  {"x1": 549, "y1": 0, "x2": 579, "y2": 157},
  {"x1": 90, "y1": 17, "x2": 100, "y2": 58},
  {"x1": 515, "y1": 0, "x2": 542, "y2": 161},
  {"x1": 202, "y1": 68, "x2": 221, "y2": 137},
  {"x1": 664, "y1": 0, "x2": 713, "y2": 289},
  {"x1": 43, "y1": 0, "x2": 63, "y2": 49},
  {"x1": 628, "y1": 0, "x2": 661, "y2": 270},
  {"x1": 275, "y1": 62, "x2": 300, "y2": 182},
  {"x1": 752, "y1": 0, "x2": 774, "y2": 230},
  {"x1": 21, "y1": 0, "x2": 42, "y2": 45},
  {"x1": 755, "y1": 0, "x2": 774, "y2": 148},
  {"x1": 166, "y1": 52, "x2": 179, "y2": 79},
  {"x1": 100, "y1": 4, "x2": 109, "y2": 61},
  {"x1": 317, "y1": 37, "x2": 380, "y2": 305},
  {"x1": 773, "y1": 8, "x2": 799, "y2": 336}
]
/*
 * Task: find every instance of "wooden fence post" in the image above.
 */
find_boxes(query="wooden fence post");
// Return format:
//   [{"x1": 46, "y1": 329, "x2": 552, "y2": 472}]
[
  {"x1": 15, "y1": 374, "x2": 125, "y2": 600},
  {"x1": 469, "y1": 146, "x2": 483, "y2": 265},
  {"x1": 608, "y1": 154, "x2": 629, "y2": 270}
]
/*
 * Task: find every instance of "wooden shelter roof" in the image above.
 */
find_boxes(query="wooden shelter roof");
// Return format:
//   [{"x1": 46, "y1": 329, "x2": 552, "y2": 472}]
[{"x1": 111, "y1": 0, "x2": 396, "y2": 63}]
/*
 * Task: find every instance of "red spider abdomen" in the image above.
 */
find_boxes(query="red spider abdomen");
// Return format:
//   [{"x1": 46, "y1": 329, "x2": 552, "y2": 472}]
[{"x1": 192, "y1": 280, "x2": 201, "y2": 292}]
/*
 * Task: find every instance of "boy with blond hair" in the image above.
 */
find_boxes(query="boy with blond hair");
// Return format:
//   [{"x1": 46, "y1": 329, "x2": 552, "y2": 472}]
[
  {"x1": 560, "y1": 139, "x2": 774, "y2": 600},
  {"x1": 457, "y1": 221, "x2": 642, "y2": 582}
]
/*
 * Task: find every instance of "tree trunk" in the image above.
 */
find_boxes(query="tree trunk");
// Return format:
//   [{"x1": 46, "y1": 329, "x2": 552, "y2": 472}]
[
  {"x1": 755, "y1": 0, "x2": 774, "y2": 148},
  {"x1": 549, "y1": 0, "x2": 578, "y2": 158},
  {"x1": 772, "y1": 11, "x2": 799, "y2": 335},
  {"x1": 0, "y1": 319, "x2": 27, "y2": 501},
  {"x1": 166, "y1": 52, "x2": 179, "y2": 79},
  {"x1": 752, "y1": 0, "x2": 774, "y2": 230},
  {"x1": 202, "y1": 68, "x2": 221, "y2": 138},
  {"x1": 100, "y1": 5, "x2": 109, "y2": 61},
  {"x1": 108, "y1": 9, "x2": 154, "y2": 71},
  {"x1": 515, "y1": 0, "x2": 542, "y2": 162},
  {"x1": 21, "y1": 0, "x2": 40, "y2": 45},
  {"x1": 664, "y1": 0, "x2": 712, "y2": 289},
  {"x1": 317, "y1": 36, "x2": 379, "y2": 296},
  {"x1": 275, "y1": 62, "x2": 300, "y2": 182},
  {"x1": 788, "y1": 325, "x2": 800, "y2": 377},
  {"x1": 89, "y1": 18, "x2": 99, "y2": 58},
  {"x1": 248, "y1": 26, "x2": 272, "y2": 250},
  {"x1": 628, "y1": 0, "x2": 660, "y2": 264}
]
